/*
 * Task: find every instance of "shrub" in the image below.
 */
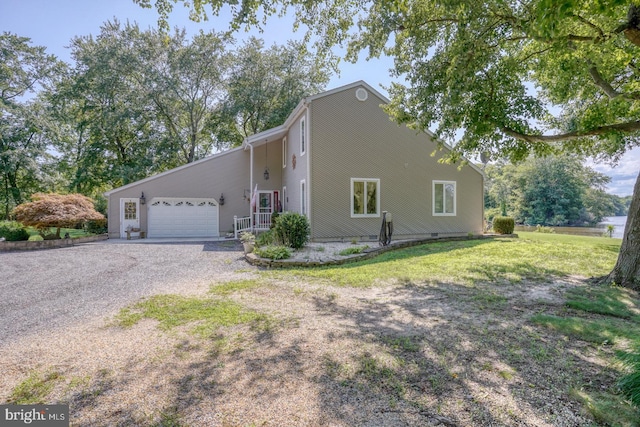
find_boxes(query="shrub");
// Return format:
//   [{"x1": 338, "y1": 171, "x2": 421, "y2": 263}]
[
  {"x1": 13, "y1": 193, "x2": 104, "y2": 239},
  {"x1": 84, "y1": 219, "x2": 107, "y2": 234},
  {"x1": 256, "y1": 229, "x2": 278, "y2": 246},
  {"x1": 270, "y1": 211, "x2": 279, "y2": 229},
  {"x1": 0, "y1": 221, "x2": 30, "y2": 241},
  {"x1": 239, "y1": 231, "x2": 255, "y2": 243},
  {"x1": 274, "y1": 212, "x2": 310, "y2": 249},
  {"x1": 493, "y1": 216, "x2": 515, "y2": 234},
  {"x1": 535, "y1": 224, "x2": 555, "y2": 234},
  {"x1": 254, "y1": 245, "x2": 291, "y2": 260}
]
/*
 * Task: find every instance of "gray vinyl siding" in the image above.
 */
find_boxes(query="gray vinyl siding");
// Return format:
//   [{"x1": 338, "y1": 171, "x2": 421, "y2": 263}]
[
  {"x1": 309, "y1": 85, "x2": 484, "y2": 241},
  {"x1": 107, "y1": 147, "x2": 249, "y2": 238},
  {"x1": 252, "y1": 141, "x2": 283, "y2": 193},
  {"x1": 282, "y1": 110, "x2": 309, "y2": 215}
]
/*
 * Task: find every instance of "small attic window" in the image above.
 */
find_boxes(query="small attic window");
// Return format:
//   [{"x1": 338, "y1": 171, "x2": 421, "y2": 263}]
[{"x1": 355, "y1": 88, "x2": 368, "y2": 101}]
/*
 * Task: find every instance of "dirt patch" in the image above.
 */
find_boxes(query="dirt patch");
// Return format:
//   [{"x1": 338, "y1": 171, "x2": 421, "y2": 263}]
[{"x1": 0, "y1": 273, "x2": 617, "y2": 426}]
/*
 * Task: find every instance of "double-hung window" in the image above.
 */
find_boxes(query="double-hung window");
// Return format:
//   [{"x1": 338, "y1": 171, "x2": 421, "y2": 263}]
[
  {"x1": 433, "y1": 180, "x2": 456, "y2": 216},
  {"x1": 351, "y1": 178, "x2": 380, "y2": 217}
]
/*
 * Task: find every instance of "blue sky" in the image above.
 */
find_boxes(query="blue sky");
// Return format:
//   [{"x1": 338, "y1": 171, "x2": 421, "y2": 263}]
[{"x1": 1, "y1": 0, "x2": 637, "y2": 196}]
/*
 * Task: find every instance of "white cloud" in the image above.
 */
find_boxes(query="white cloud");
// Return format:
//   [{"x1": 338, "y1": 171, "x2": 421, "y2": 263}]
[{"x1": 588, "y1": 147, "x2": 639, "y2": 196}]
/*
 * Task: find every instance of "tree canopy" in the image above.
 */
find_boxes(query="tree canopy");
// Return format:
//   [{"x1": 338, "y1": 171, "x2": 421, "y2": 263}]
[
  {"x1": 13, "y1": 193, "x2": 104, "y2": 238},
  {"x1": 485, "y1": 156, "x2": 621, "y2": 226}
]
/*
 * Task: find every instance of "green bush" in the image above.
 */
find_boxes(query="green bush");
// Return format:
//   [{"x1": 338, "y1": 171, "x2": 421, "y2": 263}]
[
  {"x1": 274, "y1": 212, "x2": 310, "y2": 249},
  {"x1": 270, "y1": 211, "x2": 279, "y2": 229},
  {"x1": 254, "y1": 245, "x2": 291, "y2": 260},
  {"x1": 493, "y1": 216, "x2": 515, "y2": 234},
  {"x1": 84, "y1": 219, "x2": 107, "y2": 234},
  {"x1": 0, "y1": 221, "x2": 30, "y2": 241},
  {"x1": 256, "y1": 229, "x2": 279, "y2": 246}
]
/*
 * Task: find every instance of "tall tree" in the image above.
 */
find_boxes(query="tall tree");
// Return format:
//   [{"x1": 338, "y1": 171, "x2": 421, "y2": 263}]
[
  {"x1": 0, "y1": 33, "x2": 63, "y2": 219},
  {"x1": 139, "y1": 28, "x2": 232, "y2": 161},
  {"x1": 220, "y1": 37, "x2": 330, "y2": 145},
  {"x1": 485, "y1": 156, "x2": 614, "y2": 225},
  {"x1": 141, "y1": 0, "x2": 640, "y2": 289}
]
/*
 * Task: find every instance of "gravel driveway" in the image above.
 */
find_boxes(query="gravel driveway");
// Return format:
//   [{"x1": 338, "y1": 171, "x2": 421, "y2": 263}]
[{"x1": 0, "y1": 239, "x2": 249, "y2": 345}]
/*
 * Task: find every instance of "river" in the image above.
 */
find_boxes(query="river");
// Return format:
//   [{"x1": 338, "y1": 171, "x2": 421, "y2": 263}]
[{"x1": 514, "y1": 216, "x2": 628, "y2": 239}]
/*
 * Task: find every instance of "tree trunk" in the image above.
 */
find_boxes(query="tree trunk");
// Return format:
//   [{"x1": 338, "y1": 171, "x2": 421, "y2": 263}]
[{"x1": 606, "y1": 169, "x2": 640, "y2": 290}]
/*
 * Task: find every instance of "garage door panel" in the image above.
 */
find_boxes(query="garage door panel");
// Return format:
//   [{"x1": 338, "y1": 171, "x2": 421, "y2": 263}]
[{"x1": 148, "y1": 198, "x2": 219, "y2": 238}]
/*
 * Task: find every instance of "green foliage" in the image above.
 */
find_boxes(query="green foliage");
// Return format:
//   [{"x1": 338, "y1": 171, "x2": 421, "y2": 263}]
[
  {"x1": 254, "y1": 245, "x2": 291, "y2": 260},
  {"x1": 0, "y1": 220, "x2": 30, "y2": 241},
  {"x1": 274, "y1": 232, "x2": 619, "y2": 288},
  {"x1": 274, "y1": 212, "x2": 310, "y2": 249},
  {"x1": 535, "y1": 224, "x2": 555, "y2": 234},
  {"x1": 256, "y1": 229, "x2": 278, "y2": 246},
  {"x1": 8, "y1": 370, "x2": 62, "y2": 404},
  {"x1": 270, "y1": 210, "x2": 279, "y2": 229},
  {"x1": 1, "y1": 33, "x2": 65, "y2": 219},
  {"x1": 84, "y1": 219, "x2": 107, "y2": 234},
  {"x1": 115, "y1": 294, "x2": 268, "y2": 337},
  {"x1": 619, "y1": 354, "x2": 640, "y2": 409},
  {"x1": 239, "y1": 231, "x2": 255, "y2": 243},
  {"x1": 485, "y1": 157, "x2": 616, "y2": 226},
  {"x1": 492, "y1": 216, "x2": 514, "y2": 234}
]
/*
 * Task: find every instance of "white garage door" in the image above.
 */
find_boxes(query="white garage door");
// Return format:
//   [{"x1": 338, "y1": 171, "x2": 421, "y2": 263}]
[{"x1": 148, "y1": 198, "x2": 219, "y2": 238}]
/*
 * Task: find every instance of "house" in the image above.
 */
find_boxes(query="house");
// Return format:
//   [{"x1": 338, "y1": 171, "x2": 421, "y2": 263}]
[{"x1": 105, "y1": 81, "x2": 484, "y2": 241}]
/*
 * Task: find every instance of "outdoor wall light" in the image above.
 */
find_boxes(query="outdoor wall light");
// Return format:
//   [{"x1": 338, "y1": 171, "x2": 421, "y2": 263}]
[
  {"x1": 263, "y1": 168, "x2": 270, "y2": 180},
  {"x1": 219, "y1": 193, "x2": 225, "y2": 205},
  {"x1": 140, "y1": 192, "x2": 146, "y2": 205}
]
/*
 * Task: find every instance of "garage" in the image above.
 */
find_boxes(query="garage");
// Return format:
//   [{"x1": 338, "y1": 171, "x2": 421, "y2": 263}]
[{"x1": 147, "y1": 198, "x2": 219, "y2": 238}]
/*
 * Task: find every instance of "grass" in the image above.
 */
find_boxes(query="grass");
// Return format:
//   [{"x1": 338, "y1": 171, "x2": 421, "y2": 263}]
[
  {"x1": 26, "y1": 227, "x2": 94, "y2": 241},
  {"x1": 115, "y1": 294, "x2": 270, "y2": 337},
  {"x1": 531, "y1": 282, "x2": 640, "y2": 426},
  {"x1": 274, "y1": 232, "x2": 620, "y2": 288},
  {"x1": 8, "y1": 370, "x2": 62, "y2": 404}
]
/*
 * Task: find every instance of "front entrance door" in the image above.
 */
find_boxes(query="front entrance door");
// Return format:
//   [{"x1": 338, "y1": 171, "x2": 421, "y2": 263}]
[
  {"x1": 256, "y1": 191, "x2": 272, "y2": 228},
  {"x1": 120, "y1": 198, "x2": 140, "y2": 238}
]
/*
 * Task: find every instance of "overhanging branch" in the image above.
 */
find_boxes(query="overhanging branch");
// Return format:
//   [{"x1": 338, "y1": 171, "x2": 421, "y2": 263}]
[{"x1": 500, "y1": 120, "x2": 640, "y2": 143}]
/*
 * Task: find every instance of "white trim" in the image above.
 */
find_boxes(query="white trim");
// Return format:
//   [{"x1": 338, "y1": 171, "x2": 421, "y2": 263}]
[
  {"x1": 282, "y1": 136, "x2": 287, "y2": 168},
  {"x1": 433, "y1": 180, "x2": 456, "y2": 216},
  {"x1": 282, "y1": 186, "x2": 287, "y2": 211},
  {"x1": 300, "y1": 116, "x2": 306, "y2": 156},
  {"x1": 300, "y1": 179, "x2": 307, "y2": 216},
  {"x1": 350, "y1": 178, "x2": 380, "y2": 218}
]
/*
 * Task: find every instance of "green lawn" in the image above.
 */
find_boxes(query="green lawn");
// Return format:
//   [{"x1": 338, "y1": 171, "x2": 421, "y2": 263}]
[
  {"x1": 275, "y1": 232, "x2": 621, "y2": 288},
  {"x1": 26, "y1": 227, "x2": 95, "y2": 241}
]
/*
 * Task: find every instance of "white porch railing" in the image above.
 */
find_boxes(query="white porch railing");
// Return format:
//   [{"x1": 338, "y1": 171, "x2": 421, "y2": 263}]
[
  {"x1": 234, "y1": 215, "x2": 251, "y2": 238},
  {"x1": 233, "y1": 213, "x2": 273, "y2": 238},
  {"x1": 254, "y1": 212, "x2": 272, "y2": 230}
]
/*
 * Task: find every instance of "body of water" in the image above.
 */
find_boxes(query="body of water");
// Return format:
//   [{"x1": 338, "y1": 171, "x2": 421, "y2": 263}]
[{"x1": 514, "y1": 216, "x2": 628, "y2": 239}]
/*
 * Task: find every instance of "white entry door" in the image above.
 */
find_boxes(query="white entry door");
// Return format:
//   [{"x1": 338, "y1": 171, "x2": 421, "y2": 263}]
[{"x1": 120, "y1": 198, "x2": 140, "y2": 238}]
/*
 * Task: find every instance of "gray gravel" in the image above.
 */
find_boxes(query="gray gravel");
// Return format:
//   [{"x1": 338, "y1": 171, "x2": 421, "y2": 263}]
[{"x1": 0, "y1": 239, "x2": 250, "y2": 345}]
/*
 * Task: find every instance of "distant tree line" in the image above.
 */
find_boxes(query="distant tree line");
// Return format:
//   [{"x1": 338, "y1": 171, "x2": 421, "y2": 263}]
[
  {"x1": 485, "y1": 156, "x2": 631, "y2": 226},
  {"x1": 1, "y1": 22, "x2": 330, "y2": 219}
]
